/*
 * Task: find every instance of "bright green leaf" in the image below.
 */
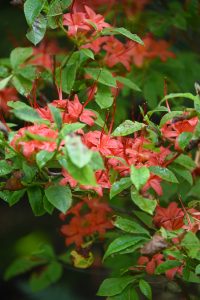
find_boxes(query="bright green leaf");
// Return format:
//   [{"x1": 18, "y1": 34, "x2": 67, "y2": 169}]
[
  {"x1": 97, "y1": 276, "x2": 134, "y2": 297},
  {"x1": 112, "y1": 120, "x2": 145, "y2": 136},
  {"x1": 130, "y1": 166, "x2": 150, "y2": 191}
]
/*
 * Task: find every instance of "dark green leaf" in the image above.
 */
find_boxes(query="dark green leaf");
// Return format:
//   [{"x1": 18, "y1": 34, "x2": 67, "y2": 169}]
[
  {"x1": 24, "y1": 0, "x2": 46, "y2": 25},
  {"x1": 139, "y1": 279, "x2": 152, "y2": 300},
  {"x1": 43, "y1": 195, "x2": 54, "y2": 215},
  {"x1": 29, "y1": 261, "x2": 63, "y2": 291},
  {"x1": 131, "y1": 190, "x2": 157, "y2": 215},
  {"x1": 155, "y1": 261, "x2": 182, "y2": 274},
  {"x1": 0, "y1": 160, "x2": 12, "y2": 176},
  {"x1": 27, "y1": 186, "x2": 46, "y2": 216},
  {"x1": 45, "y1": 184, "x2": 72, "y2": 213},
  {"x1": 36, "y1": 150, "x2": 55, "y2": 169},
  {"x1": 110, "y1": 177, "x2": 132, "y2": 199},
  {"x1": 174, "y1": 154, "x2": 196, "y2": 170},
  {"x1": 114, "y1": 216, "x2": 150, "y2": 236},
  {"x1": 103, "y1": 235, "x2": 146, "y2": 260},
  {"x1": 8, "y1": 189, "x2": 26, "y2": 207},
  {"x1": 149, "y1": 166, "x2": 178, "y2": 183},
  {"x1": 97, "y1": 276, "x2": 134, "y2": 297},
  {"x1": 177, "y1": 132, "x2": 193, "y2": 150},
  {"x1": 26, "y1": 14, "x2": 47, "y2": 45}
]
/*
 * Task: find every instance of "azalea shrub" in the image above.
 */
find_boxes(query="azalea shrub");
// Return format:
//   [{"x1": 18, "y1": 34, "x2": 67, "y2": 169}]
[{"x1": 1, "y1": 0, "x2": 200, "y2": 299}]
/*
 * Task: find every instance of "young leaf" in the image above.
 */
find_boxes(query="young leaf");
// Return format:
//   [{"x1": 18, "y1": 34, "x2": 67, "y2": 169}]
[
  {"x1": 10, "y1": 47, "x2": 33, "y2": 69},
  {"x1": 80, "y1": 48, "x2": 94, "y2": 60},
  {"x1": 24, "y1": 0, "x2": 46, "y2": 25},
  {"x1": 65, "y1": 135, "x2": 93, "y2": 168},
  {"x1": 139, "y1": 279, "x2": 152, "y2": 300},
  {"x1": 97, "y1": 276, "x2": 134, "y2": 297},
  {"x1": 112, "y1": 120, "x2": 145, "y2": 136},
  {"x1": 85, "y1": 68, "x2": 116, "y2": 87},
  {"x1": 45, "y1": 185, "x2": 72, "y2": 214},
  {"x1": 0, "y1": 75, "x2": 13, "y2": 90},
  {"x1": 149, "y1": 166, "x2": 178, "y2": 183},
  {"x1": 131, "y1": 190, "x2": 157, "y2": 215},
  {"x1": 27, "y1": 186, "x2": 46, "y2": 216},
  {"x1": 130, "y1": 166, "x2": 150, "y2": 191},
  {"x1": 110, "y1": 177, "x2": 132, "y2": 199}
]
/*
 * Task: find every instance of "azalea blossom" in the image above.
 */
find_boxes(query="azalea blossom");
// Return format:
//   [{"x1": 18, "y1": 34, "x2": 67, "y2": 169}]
[
  {"x1": 11, "y1": 124, "x2": 58, "y2": 159},
  {"x1": 153, "y1": 202, "x2": 185, "y2": 230},
  {"x1": 0, "y1": 87, "x2": 18, "y2": 115},
  {"x1": 63, "y1": 5, "x2": 110, "y2": 36},
  {"x1": 60, "y1": 197, "x2": 113, "y2": 246}
]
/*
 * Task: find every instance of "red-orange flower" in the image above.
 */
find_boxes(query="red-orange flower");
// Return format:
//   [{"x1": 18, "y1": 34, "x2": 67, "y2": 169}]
[
  {"x1": 0, "y1": 87, "x2": 18, "y2": 115},
  {"x1": 153, "y1": 202, "x2": 185, "y2": 230}
]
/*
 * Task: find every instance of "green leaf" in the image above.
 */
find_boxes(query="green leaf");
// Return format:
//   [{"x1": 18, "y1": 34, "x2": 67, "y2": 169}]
[
  {"x1": 114, "y1": 216, "x2": 150, "y2": 236},
  {"x1": 0, "y1": 75, "x2": 13, "y2": 90},
  {"x1": 60, "y1": 123, "x2": 86, "y2": 138},
  {"x1": 8, "y1": 189, "x2": 26, "y2": 207},
  {"x1": 159, "y1": 111, "x2": 183, "y2": 126},
  {"x1": 195, "y1": 264, "x2": 200, "y2": 275},
  {"x1": 36, "y1": 150, "x2": 55, "y2": 169},
  {"x1": 0, "y1": 191, "x2": 11, "y2": 202},
  {"x1": 131, "y1": 190, "x2": 157, "y2": 215},
  {"x1": 97, "y1": 276, "x2": 134, "y2": 297},
  {"x1": 181, "y1": 232, "x2": 200, "y2": 259},
  {"x1": 10, "y1": 47, "x2": 33, "y2": 69},
  {"x1": 133, "y1": 210, "x2": 154, "y2": 228},
  {"x1": 112, "y1": 120, "x2": 145, "y2": 136},
  {"x1": 48, "y1": 104, "x2": 62, "y2": 129},
  {"x1": 29, "y1": 261, "x2": 63, "y2": 291},
  {"x1": 149, "y1": 166, "x2": 178, "y2": 183},
  {"x1": 110, "y1": 177, "x2": 132, "y2": 199},
  {"x1": 61, "y1": 52, "x2": 80, "y2": 93},
  {"x1": 174, "y1": 154, "x2": 196, "y2": 170},
  {"x1": 89, "y1": 151, "x2": 105, "y2": 171},
  {"x1": 102, "y1": 27, "x2": 143, "y2": 45},
  {"x1": 59, "y1": 157, "x2": 97, "y2": 186},
  {"x1": 12, "y1": 75, "x2": 32, "y2": 96},
  {"x1": 116, "y1": 76, "x2": 141, "y2": 91},
  {"x1": 160, "y1": 93, "x2": 198, "y2": 105},
  {"x1": 22, "y1": 162, "x2": 37, "y2": 183},
  {"x1": 4, "y1": 257, "x2": 44, "y2": 280},
  {"x1": 0, "y1": 160, "x2": 12, "y2": 176},
  {"x1": 170, "y1": 164, "x2": 193, "y2": 185},
  {"x1": 139, "y1": 279, "x2": 152, "y2": 300},
  {"x1": 177, "y1": 132, "x2": 193, "y2": 150},
  {"x1": 80, "y1": 48, "x2": 94, "y2": 60},
  {"x1": 183, "y1": 268, "x2": 200, "y2": 283},
  {"x1": 26, "y1": 14, "x2": 47, "y2": 45},
  {"x1": 24, "y1": 0, "x2": 46, "y2": 25},
  {"x1": 27, "y1": 186, "x2": 46, "y2": 216},
  {"x1": 43, "y1": 195, "x2": 54, "y2": 215},
  {"x1": 48, "y1": 0, "x2": 72, "y2": 16},
  {"x1": 85, "y1": 68, "x2": 116, "y2": 88},
  {"x1": 155, "y1": 261, "x2": 182, "y2": 274},
  {"x1": 12, "y1": 103, "x2": 43, "y2": 123},
  {"x1": 95, "y1": 84, "x2": 113, "y2": 109},
  {"x1": 103, "y1": 235, "x2": 146, "y2": 260},
  {"x1": 65, "y1": 135, "x2": 93, "y2": 168},
  {"x1": 45, "y1": 185, "x2": 72, "y2": 213},
  {"x1": 130, "y1": 166, "x2": 150, "y2": 191}
]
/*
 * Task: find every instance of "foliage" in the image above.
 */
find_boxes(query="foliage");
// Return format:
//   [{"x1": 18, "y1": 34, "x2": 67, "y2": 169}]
[{"x1": 1, "y1": 0, "x2": 200, "y2": 298}]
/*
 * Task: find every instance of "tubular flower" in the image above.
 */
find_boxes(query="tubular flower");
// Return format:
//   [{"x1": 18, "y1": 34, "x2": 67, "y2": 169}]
[
  {"x1": 153, "y1": 202, "x2": 185, "y2": 230},
  {"x1": 60, "y1": 197, "x2": 113, "y2": 246},
  {"x1": 10, "y1": 124, "x2": 58, "y2": 159}
]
